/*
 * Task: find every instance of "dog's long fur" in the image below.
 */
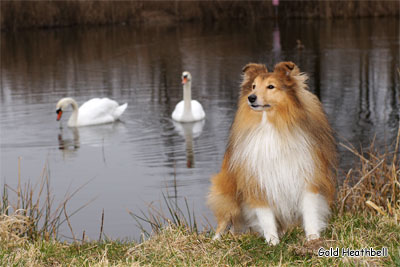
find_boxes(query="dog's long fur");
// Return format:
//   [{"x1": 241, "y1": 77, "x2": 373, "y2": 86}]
[{"x1": 208, "y1": 62, "x2": 337, "y2": 244}]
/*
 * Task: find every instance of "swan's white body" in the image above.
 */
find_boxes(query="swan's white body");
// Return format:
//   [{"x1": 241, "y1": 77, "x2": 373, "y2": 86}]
[
  {"x1": 172, "y1": 71, "x2": 205, "y2": 122},
  {"x1": 56, "y1": 97, "x2": 127, "y2": 127},
  {"x1": 172, "y1": 100, "x2": 205, "y2": 122}
]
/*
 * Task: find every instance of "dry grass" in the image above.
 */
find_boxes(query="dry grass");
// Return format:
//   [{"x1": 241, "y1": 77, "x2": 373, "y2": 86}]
[
  {"x1": 0, "y1": 160, "x2": 92, "y2": 247},
  {"x1": 126, "y1": 211, "x2": 399, "y2": 266},
  {"x1": 128, "y1": 193, "x2": 199, "y2": 240},
  {"x1": 128, "y1": 226, "x2": 264, "y2": 266},
  {"x1": 338, "y1": 125, "x2": 400, "y2": 221},
  {"x1": 0, "y1": 213, "x2": 31, "y2": 247},
  {"x1": 2, "y1": 208, "x2": 398, "y2": 266}
]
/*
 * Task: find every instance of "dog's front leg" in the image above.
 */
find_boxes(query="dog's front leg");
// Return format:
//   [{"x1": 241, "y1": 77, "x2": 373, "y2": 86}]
[
  {"x1": 301, "y1": 191, "x2": 330, "y2": 241},
  {"x1": 255, "y1": 207, "x2": 279, "y2": 245}
]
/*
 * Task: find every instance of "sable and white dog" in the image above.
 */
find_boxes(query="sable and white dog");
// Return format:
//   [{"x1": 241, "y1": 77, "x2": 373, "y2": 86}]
[{"x1": 208, "y1": 62, "x2": 337, "y2": 244}]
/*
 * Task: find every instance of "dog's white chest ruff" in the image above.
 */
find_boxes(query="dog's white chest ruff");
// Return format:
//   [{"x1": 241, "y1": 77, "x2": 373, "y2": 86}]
[{"x1": 230, "y1": 117, "x2": 315, "y2": 225}]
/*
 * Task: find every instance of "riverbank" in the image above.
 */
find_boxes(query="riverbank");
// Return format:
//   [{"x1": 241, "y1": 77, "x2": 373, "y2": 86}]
[
  {"x1": 1, "y1": 1, "x2": 399, "y2": 30},
  {"x1": 1, "y1": 210, "x2": 399, "y2": 265}
]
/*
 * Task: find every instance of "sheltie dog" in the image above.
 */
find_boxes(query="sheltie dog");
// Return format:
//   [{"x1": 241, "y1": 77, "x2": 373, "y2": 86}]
[{"x1": 208, "y1": 62, "x2": 337, "y2": 244}]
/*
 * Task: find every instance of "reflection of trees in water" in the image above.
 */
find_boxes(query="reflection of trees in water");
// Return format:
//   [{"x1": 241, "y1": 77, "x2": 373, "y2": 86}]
[{"x1": 2, "y1": 18, "x2": 399, "y2": 167}]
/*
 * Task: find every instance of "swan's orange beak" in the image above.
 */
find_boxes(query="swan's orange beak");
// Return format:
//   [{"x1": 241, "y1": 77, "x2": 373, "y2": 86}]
[
  {"x1": 56, "y1": 109, "x2": 63, "y2": 121},
  {"x1": 182, "y1": 77, "x2": 188, "y2": 84}
]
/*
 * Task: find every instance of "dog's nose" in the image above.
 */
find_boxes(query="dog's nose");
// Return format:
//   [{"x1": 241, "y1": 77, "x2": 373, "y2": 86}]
[{"x1": 248, "y1": 94, "x2": 257, "y2": 103}]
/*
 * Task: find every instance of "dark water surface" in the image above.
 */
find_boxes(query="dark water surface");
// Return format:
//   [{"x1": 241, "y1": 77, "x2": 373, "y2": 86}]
[{"x1": 1, "y1": 18, "x2": 399, "y2": 240}]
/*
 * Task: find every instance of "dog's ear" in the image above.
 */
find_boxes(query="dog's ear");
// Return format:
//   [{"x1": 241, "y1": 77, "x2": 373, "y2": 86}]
[
  {"x1": 242, "y1": 63, "x2": 268, "y2": 77},
  {"x1": 274, "y1": 61, "x2": 300, "y2": 77},
  {"x1": 241, "y1": 63, "x2": 268, "y2": 94},
  {"x1": 274, "y1": 61, "x2": 308, "y2": 90}
]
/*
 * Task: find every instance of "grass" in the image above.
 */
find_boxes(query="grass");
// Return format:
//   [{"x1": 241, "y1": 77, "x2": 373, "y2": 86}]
[
  {"x1": 129, "y1": 212, "x2": 400, "y2": 266},
  {"x1": 338, "y1": 134, "x2": 400, "y2": 217},
  {"x1": 0, "y1": 211, "x2": 398, "y2": 266},
  {"x1": 1, "y1": 128, "x2": 399, "y2": 266},
  {"x1": 128, "y1": 193, "x2": 200, "y2": 240}
]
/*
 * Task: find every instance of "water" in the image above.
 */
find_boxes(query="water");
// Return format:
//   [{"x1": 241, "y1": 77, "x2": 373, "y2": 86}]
[{"x1": 1, "y1": 18, "x2": 399, "y2": 241}]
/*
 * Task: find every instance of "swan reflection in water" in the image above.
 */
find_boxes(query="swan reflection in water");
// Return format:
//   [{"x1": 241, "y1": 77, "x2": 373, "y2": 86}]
[
  {"x1": 58, "y1": 127, "x2": 80, "y2": 158},
  {"x1": 172, "y1": 120, "x2": 205, "y2": 168},
  {"x1": 58, "y1": 122, "x2": 127, "y2": 159}
]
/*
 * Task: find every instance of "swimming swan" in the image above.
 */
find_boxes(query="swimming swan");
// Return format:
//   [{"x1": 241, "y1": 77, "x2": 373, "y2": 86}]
[
  {"x1": 56, "y1": 97, "x2": 127, "y2": 127},
  {"x1": 172, "y1": 71, "x2": 205, "y2": 122}
]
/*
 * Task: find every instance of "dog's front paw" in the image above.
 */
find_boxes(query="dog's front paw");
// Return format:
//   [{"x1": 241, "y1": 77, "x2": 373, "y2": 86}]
[
  {"x1": 306, "y1": 233, "x2": 320, "y2": 241},
  {"x1": 212, "y1": 233, "x2": 221, "y2": 241},
  {"x1": 264, "y1": 233, "x2": 279, "y2": 245}
]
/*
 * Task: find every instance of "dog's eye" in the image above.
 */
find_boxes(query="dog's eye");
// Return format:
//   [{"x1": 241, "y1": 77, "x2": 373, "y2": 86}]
[
  {"x1": 267, "y1": 85, "x2": 275, "y2": 89},
  {"x1": 252, "y1": 84, "x2": 256, "y2": 90}
]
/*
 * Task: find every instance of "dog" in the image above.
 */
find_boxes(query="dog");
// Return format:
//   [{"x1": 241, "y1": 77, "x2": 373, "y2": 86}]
[{"x1": 207, "y1": 62, "x2": 337, "y2": 244}]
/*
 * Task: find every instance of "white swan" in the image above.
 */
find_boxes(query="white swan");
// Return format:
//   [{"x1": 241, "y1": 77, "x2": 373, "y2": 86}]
[
  {"x1": 56, "y1": 97, "x2": 128, "y2": 127},
  {"x1": 172, "y1": 71, "x2": 205, "y2": 122}
]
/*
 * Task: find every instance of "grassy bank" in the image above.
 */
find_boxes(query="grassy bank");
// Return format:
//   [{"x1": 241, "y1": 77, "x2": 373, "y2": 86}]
[
  {"x1": 1, "y1": 130, "x2": 399, "y2": 265},
  {"x1": 1, "y1": 210, "x2": 399, "y2": 266},
  {"x1": 1, "y1": 1, "x2": 399, "y2": 30}
]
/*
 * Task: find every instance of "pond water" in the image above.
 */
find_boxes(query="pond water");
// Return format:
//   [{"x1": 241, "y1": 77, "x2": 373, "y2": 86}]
[{"x1": 1, "y1": 18, "x2": 399, "y2": 241}]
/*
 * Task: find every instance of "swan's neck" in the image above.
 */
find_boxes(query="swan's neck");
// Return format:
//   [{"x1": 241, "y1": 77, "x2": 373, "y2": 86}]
[
  {"x1": 183, "y1": 82, "x2": 193, "y2": 117},
  {"x1": 67, "y1": 99, "x2": 79, "y2": 127}
]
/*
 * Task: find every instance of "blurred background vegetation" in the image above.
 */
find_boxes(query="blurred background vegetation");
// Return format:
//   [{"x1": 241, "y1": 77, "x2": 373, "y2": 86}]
[{"x1": 1, "y1": 0, "x2": 399, "y2": 31}]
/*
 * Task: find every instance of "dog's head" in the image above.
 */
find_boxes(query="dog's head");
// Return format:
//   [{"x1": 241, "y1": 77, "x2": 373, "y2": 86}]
[{"x1": 241, "y1": 62, "x2": 307, "y2": 113}]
